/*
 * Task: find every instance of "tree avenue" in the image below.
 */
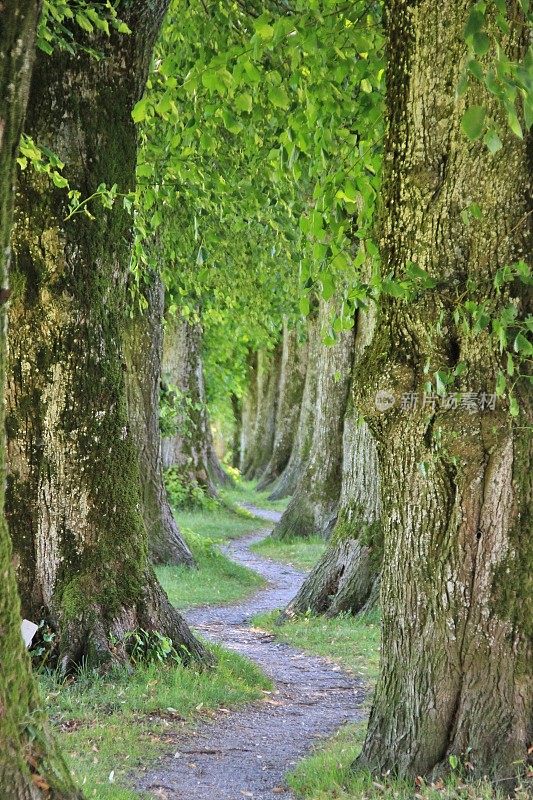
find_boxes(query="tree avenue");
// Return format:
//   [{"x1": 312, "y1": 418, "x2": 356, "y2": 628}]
[{"x1": 0, "y1": 0, "x2": 531, "y2": 796}]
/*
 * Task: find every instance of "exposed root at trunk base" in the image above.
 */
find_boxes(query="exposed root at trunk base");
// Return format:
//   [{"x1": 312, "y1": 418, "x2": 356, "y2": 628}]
[
  {"x1": 56, "y1": 570, "x2": 212, "y2": 672},
  {"x1": 283, "y1": 537, "x2": 379, "y2": 619},
  {"x1": 149, "y1": 499, "x2": 196, "y2": 567}
]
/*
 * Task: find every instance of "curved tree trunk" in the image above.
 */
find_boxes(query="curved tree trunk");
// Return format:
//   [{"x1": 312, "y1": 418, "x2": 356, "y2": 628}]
[
  {"x1": 256, "y1": 319, "x2": 307, "y2": 491},
  {"x1": 206, "y1": 421, "x2": 233, "y2": 488},
  {"x1": 285, "y1": 308, "x2": 382, "y2": 616},
  {"x1": 161, "y1": 316, "x2": 220, "y2": 498},
  {"x1": 244, "y1": 345, "x2": 282, "y2": 481},
  {"x1": 268, "y1": 311, "x2": 318, "y2": 500},
  {"x1": 125, "y1": 273, "x2": 194, "y2": 566},
  {"x1": 239, "y1": 352, "x2": 258, "y2": 474},
  {"x1": 6, "y1": 3, "x2": 209, "y2": 671},
  {"x1": 356, "y1": 0, "x2": 532, "y2": 781},
  {"x1": 272, "y1": 298, "x2": 355, "y2": 539},
  {"x1": 0, "y1": 3, "x2": 83, "y2": 796}
]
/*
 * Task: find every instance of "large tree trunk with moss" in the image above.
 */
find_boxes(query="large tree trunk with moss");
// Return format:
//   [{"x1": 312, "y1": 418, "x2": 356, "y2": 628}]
[
  {"x1": 161, "y1": 316, "x2": 221, "y2": 498},
  {"x1": 6, "y1": 2, "x2": 209, "y2": 671},
  {"x1": 356, "y1": 0, "x2": 532, "y2": 781},
  {"x1": 256, "y1": 320, "x2": 307, "y2": 491},
  {"x1": 273, "y1": 299, "x2": 355, "y2": 539},
  {"x1": 268, "y1": 311, "x2": 318, "y2": 500},
  {"x1": 0, "y1": 3, "x2": 82, "y2": 797},
  {"x1": 244, "y1": 345, "x2": 282, "y2": 481},
  {"x1": 124, "y1": 273, "x2": 194, "y2": 566},
  {"x1": 239, "y1": 352, "x2": 258, "y2": 474}
]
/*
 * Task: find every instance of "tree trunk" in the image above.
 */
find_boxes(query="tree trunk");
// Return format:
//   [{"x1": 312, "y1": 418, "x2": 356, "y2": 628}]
[
  {"x1": 284, "y1": 308, "x2": 382, "y2": 616},
  {"x1": 256, "y1": 319, "x2": 307, "y2": 491},
  {"x1": 0, "y1": 2, "x2": 82, "y2": 796},
  {"x1": 272, "y1": 298, "x2": 355, "y2": 539},
  {"x1": 124, "y1": 272, "x2": 194, "y2": 566},
  {"x1": 268, "y1": 311, "x2": 318, "y2": 500},
  {"x1": 247, "y1": 342, "x2": 282, "y2": 481},
  {"x1": 356, "y1": 0, "x2": 532, "y2": 781},
  {"x1": 6, "y1": 2, "x2": 210, "y2": 670},
  {"x1": 239, "y1": 352, "x2": 258, "y2": 474},
  {"x1": 161, "y1": 316, "x2": 218, "y2": 497},
  {"x1": 206, "y1": 421, "x2": 233, "y2": 488},
  {"x1": 230, "y1": 393, "x2": 242, "y2": 468}
]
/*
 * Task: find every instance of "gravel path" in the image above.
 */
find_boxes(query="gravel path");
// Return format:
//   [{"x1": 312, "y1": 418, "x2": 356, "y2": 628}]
[{"x1": 137, "y1": 506, "x2": 366, "y2": 799}]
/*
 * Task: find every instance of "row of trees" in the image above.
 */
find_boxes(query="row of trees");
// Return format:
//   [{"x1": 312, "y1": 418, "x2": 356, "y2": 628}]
[{"x1": 0, "y1": 0, "x2": 531, "y2": 796}]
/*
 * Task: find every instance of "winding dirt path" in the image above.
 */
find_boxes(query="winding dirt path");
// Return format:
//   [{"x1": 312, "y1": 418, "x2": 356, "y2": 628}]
[{"x1": 137, "y1": 506, "x2": 367, "y2": 799}]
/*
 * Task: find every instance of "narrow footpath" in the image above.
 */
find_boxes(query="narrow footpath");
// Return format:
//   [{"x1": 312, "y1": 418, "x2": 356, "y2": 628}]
[{"x1": 137, "y1": 507, "x2": 366, "y2": 799}]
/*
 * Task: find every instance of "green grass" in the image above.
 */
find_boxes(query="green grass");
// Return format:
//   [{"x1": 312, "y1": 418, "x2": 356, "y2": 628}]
[
  {"x1": 220, "y1": 476, "x2": 290, "y2": 514},
  {"x1": 173, "y1": 503, "x2": 264, "y2": 543},
  {"x1": 287, "y1": 721, "x2": 531, "y2": 800},
  {"x1": 43, "y1": 646, "x2": 272, "y2": 799},
  {"x1": 156, "y1": 527, "x2": 264, "y2": 609},
  {"x1": 251, "y1": 534, "x2": 327, "y2": 571},
  {"x1": 253, "y1": 609, "x2": 381, "y2": 683}
]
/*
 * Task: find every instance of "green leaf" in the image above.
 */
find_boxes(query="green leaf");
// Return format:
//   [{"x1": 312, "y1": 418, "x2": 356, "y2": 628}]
[
  {"x1": 483, "y1": 128, "x2": 502, "y2": 154},
  {"x1": 75, "y1": 12, "x2": 93, "y2": 33},
  {"x1": 234, "y1": 93, "x2": 253, "y2": 113},
  {"x1": 51, "y1": 172, "x2": 69, "y2": 189},
  {"x1": 461, "y1": 106, "x2": 486, "y2": 140},
  {"x1": 254, "y1": 17, "x2": 274, "y2": 40},
  {"x1": 360, "y1": 78, "x2": 372, "y2": 93},
  {"x1": 299, "y1": 295, "x2": 310, "y2": 316},
  {"x1": 507, "y1": 109, "x2": 523, "y2": 139},
  {"x1": 495, "y1": 371, "x2": 506, "y2": 397},
  {"x1": 509, "y1": 395, "x2": 519, "y2": 417},
  {"x1": 449, "y1": 754, "x2": 459, "y2": 771},
  {"x1": 268, "y1": 86, "x2": 290, "y2": 110},
  {"x1": 132, "y1": 97, "x2": 150, "y2": 123},
  {"x1": 472, "y1": 31, "x2": 490, "y2": 56},
  {"x1": 514, "y1": 332, "x2": 533, "y2": 356}
]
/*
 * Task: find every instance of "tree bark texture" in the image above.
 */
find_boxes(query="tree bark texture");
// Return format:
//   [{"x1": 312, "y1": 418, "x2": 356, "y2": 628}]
[
  {"x1": 268, "y1": 310, "x2": 318, "y2": 501},
  {"x1": 356, "y1": 0, "x2": 532, "y2": 781},
  {"x1": 273, "y1": 297, "x2": 355, "y2": 539},
  {"x1": 161, "y1": 316, "x2": 219, "y2": 497},
  {"x1": 0, "y1": 2, "x2": 83, "y2": 797},
  {"x1": 6, "y1": 1, "x2": 209, "y2": 670},
  {"x1": 230, "y1": 392, "x2": 242, "y2": 468},
  {"x1": 239, "y1": 351, "x2": 258, "y2": 474},
  {"x1": 256, "y1": 319, "x2": 307, "y2": 491},
  {"x1": 124, "y1": 272, "x2": 194, "y2": 566},
  {"x1": 284, "y1": 308, "x2": 382, "y2": 616},
  {"x1": 244, "y1": 344, "x2": 282, "y2": 481}
]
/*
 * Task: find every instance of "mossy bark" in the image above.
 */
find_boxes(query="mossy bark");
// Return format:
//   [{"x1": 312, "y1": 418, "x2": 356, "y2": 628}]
[
  {"x1": 285, "y1": 308, "x2": 382, "y2": 616},
  {"x1": 230, "y1": 393, "x2": 242, "y2": 468},
  {"x1": 273, "y1": 298, "x2": 355, "y2": 539},
  {"x1": 356, "y1": 0, "x2": 532, "y2": 781},
  {"x1": 256, "y1": 320, "x2": 307, "y2": 491},
  {"x1": 0, "y1": 2, "x2": 82, "y2": 796},
  {"x1": 124, "y1": 272, "x2": 194, "y2": 566},
  {"x1": 268, "y1": 311, "x2": 318, "y2": 501},
  {"x1": 161, "y1": 316, "x2": 220, "y2": 497},
  {"x1": 6, "y1": 1, "x2": 209, "y2": 671},
  {"x1": 244, "y1": 345, "x2": 282, "y2": 481}
]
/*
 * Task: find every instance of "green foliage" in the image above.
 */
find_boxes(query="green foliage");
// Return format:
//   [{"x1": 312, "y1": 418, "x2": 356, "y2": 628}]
[
  {"x1": 164, "y1": 466, "x2": 217, "y2": 510},
  {"x1": 460, "y1": 1, "x2": 533, "y2": 146},
  {"x1": 37, "y1": 0, "x2": 130, "y2": 57}
]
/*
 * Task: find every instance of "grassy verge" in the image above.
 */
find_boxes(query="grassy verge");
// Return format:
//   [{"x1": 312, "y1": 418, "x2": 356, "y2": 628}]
[
  {"x1": 43, "y1": 646, "x2": 272, "y2": 799},
  {"x1": 253, "y1": 609, "x2": 381, "y2": 683},
  {"x1": 251, "y1": 534, "x2": 327, "y2": 572},
  {"x1": 288, "y1": 720, "x2": 531, "y2": 800},
  {"x1": 220, "y1": 476, "x2": 290, "y2": 514},
  {"x1": 156, "y1": 528, "x2": 264, "y2": 609}
]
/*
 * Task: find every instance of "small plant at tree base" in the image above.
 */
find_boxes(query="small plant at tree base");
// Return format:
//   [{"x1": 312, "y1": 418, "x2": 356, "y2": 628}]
[
  {"x1": 164, "y1": 466, "x2": 218, "y2": 511},
  {"x1": 124, "y1": 628, "x2": 187, "y2": 666}
]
